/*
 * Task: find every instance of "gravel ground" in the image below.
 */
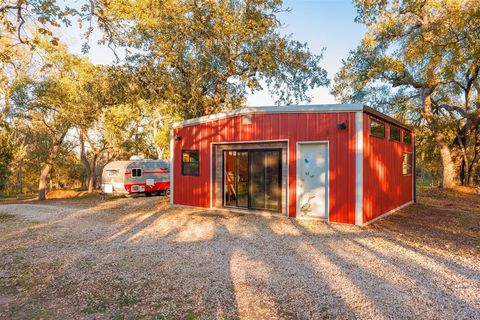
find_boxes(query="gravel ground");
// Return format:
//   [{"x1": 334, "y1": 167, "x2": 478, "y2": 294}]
[{"x1": 0, "y1": 192, "x2": 479, "y2": 320}]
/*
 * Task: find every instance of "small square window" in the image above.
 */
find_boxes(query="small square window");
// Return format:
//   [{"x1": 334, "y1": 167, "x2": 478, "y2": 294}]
[
  {"x1": 132, "y1": 168, "x2": 142, "y2": 177},
  {"x1": 182, "y1": 150, "x2": 200, "y2": 176},
  {"x1": 390, "y1": 126, "x2": 401, "y2": 142},
  {"x1": 402, "y1": 153, "x2": 412, "y2": 175},
  {"x1": 370, "y1": 119, "x2": 385, "y2": 139},
  {"x1": 403, "y1": 131, "x2": 412, "y2": 145}
]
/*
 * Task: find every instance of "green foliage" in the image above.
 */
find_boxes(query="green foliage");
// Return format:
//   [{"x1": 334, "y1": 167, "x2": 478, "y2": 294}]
[
  {"x1": 104, "y1": 0, "x2": 329, "y2": 118},
  {"x1": 0, "y1": 126, "x2": 14, "y2": 191},
  {"x1": 2, "y1": 0, "x2": 328, "y2": 195},
  {"x1": 82, "y1": 295, "x2": 108, "y2": 314},
  {"x1": 0, "y1": 0, "x2": 112, "y2": 60},
  {"x1": 333, "y1": 0, "x2": 480, "y2": 107},
  {"x1": 332, "y1": 0, "x2": 480, "y2": 186}
]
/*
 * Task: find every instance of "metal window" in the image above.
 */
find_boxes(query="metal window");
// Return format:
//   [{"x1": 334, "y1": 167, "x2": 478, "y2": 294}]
[
  {"x1": 390, "y1": 126, "x2": 401, "y2": 142},
  {"x1": 370, "y1": 119, "x2": 385, "y2": 139},
  {"x1": 182, "y1": 150, "x2": 200, "y2": 176},
  {"x1": 132, "y1": 168, "x2": 142, "y2": 177},
  {"x1": 403, "y1": 131, "x2": 412, "y2": 144}
]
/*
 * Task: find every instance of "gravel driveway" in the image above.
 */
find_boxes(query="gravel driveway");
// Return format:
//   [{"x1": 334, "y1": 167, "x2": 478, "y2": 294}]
[{"x1": 0, "y1": 195, "x2": 479, "y2": 319}]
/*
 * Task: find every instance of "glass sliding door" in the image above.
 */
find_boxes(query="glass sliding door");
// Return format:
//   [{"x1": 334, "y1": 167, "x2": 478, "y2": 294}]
[
  {"x1": 224, "y1": 151, "x2": 237, "y2": 206},
  {"x1": 265, "y1": 151, "x2": 281, "y2": 211},
  {"x1": 224, "y1": 151, "x2": 249, "y2": 208},
  {"x1": 250, "y1": 151, "x2": 266, "y2": 209},
  {"x1": 236, "y1": 151, "x2": 249, "y2": 207},
  {"x1": 250, "y1": 150, "x2": 281, "y2": 211},
  {"x1": 223, "y1": 149, "x2": 281, "y2": 212}
]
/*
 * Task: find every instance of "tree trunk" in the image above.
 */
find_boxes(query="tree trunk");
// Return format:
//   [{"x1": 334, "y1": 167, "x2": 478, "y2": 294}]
[
  {"x1": 16, "y1": 160, "x2": 23, "y2": 194},
  {"x1": 38, "y1": 144, "x2": 60, "y2": 200},
  {"x1": 457, "y1": 137, "x2": 469, "y2": 186},
  {"x1": 87, "y1": 154, "x2": 98, "y2": 193},
  {"x1": 460, "y1": 160, "x2": 465, "y2": 185},
  {"x1": 79, "y1": 128, "x2": 102, "y2": 193},
  {"x1": 87, "y1": 175, "x2": 95, "y2": 193},
  {"x1": 467, "y1": 126, "x2": 480, "y2": 185},
  {"x1": 436, "y1": 132, "x2": 456, "y2": 188},
  {"x1": 422, "y1": 89, "x2": 456, "y2": 188},
  {"x1": 38, "y1": 130, "x2": 66, "y2": 200},
  {"x1": 152, "y1": 120, "x2": 164, "y2": 159},
  {"x1": 79, "y1": 129, "x2": 94, "y2": 193},
  {"x1": 38, "y1": 164, "x2": 51, "y2": 200}
]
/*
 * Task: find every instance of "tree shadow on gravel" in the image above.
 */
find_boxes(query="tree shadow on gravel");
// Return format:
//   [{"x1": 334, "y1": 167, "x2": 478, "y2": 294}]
[{"x1": 1, "y1": 201, "x2": 480, "y2": 319}]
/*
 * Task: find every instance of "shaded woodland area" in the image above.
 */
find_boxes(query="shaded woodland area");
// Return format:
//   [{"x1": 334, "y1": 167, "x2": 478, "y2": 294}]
[{"x1": 1, "y1": 0, "x2": 480, "y2": 199}]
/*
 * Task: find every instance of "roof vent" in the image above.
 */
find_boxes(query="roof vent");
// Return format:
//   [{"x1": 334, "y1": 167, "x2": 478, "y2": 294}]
[{"x1": 129, "y1": 155, "x2": 144, "y2": 161}]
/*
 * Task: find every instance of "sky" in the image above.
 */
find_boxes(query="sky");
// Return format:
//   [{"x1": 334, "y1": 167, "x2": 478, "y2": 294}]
[{"x1": 64, "y1": 0, "x2": 365, "y2": 106}]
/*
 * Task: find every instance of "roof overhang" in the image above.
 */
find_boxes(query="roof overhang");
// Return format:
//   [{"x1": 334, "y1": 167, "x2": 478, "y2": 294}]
[{"x1": 171, "y1": 103, "x2": 411, "y2": 131}]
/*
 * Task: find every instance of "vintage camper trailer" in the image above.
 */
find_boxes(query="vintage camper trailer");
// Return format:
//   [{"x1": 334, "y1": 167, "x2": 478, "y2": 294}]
[{"x1": 101, "y1": 157, "x2": 170, "y2": 196}]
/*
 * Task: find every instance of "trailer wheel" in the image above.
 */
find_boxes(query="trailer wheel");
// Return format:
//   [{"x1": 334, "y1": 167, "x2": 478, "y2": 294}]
[
  {"x1": 145, "y1": 192, "x2": 153, "y2": 197},
  {"x1": 165, "y1": 187, "x2": 170, "y2": 197}
]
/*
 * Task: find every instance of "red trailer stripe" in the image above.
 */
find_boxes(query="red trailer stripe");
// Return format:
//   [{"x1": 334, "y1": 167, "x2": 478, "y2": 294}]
[{"x1": 125, "y1": 171, "x2": 169, "y2": 175}]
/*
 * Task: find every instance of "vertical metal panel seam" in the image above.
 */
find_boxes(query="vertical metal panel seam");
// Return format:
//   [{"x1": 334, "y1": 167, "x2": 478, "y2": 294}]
[{"x1": 355, "y1": 112, "x2": 364, "y2": 225}]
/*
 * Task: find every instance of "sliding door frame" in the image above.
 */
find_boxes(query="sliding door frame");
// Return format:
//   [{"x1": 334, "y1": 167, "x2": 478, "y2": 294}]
[{"x1": 222, "y1": 148, "x2": 282, "y2": 212}]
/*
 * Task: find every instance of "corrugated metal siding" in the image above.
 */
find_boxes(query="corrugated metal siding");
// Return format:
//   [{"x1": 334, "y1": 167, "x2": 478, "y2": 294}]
[
  {"x1": 363, "y1": 113, "x2": 413, "y2": 222},
  {"x1": 173, "y1": 112, "x2": 357, "y2": 223}
]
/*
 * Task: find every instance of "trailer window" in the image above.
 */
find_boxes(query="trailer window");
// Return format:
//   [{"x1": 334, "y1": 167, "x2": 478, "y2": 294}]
[
  {"x1": 390, "y1": 126, "x2": 401, "y2": 142},
  {"x1": 132, "y1": 168, "x2": 142, "y2": 177},
  {"x1": 182, "y1": 150, "x2": 199, "y2": 176},
  {"x1": 370, "y1": 119, "x2": 385, "y2": 139},
  {"x1": 402, "y1": 153, "x2": 412, "y2": 175},
  {"x1": 107, "y1": 170, "x2": 119, "y2": 177},
  {"x1": 403, "y1": 131, "x2": 412, "y2": 144}
]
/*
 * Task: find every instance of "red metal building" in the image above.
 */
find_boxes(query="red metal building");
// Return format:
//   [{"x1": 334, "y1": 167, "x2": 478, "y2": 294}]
[{"x1": 170, "y1": 104, "x2": 414, "y2": 225}]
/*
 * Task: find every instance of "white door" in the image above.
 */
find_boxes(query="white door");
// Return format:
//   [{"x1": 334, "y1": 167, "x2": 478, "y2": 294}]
[{"x1": 296, "y1": 143, "x2": 328, "y2": 218}]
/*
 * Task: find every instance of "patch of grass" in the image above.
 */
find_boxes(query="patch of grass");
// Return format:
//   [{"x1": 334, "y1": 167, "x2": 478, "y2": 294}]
[
  {"x1": 8, "y1": 259, "x2": 62, "y2": 292},
  {"x1": 6, "y1": 301, "x2": 57, "y2": 320},
  {"x1": 0, "y1": 213, "x2": 16, "y2": 221},
  {"x1": 0, "y1": 213, "x2": 38, "y2": 229},
  {"x1": 24, "y1": 305, "x2": 56, "y2": 320},
  {"x1": 15, "y1": 265, "x2": 43, "y2": 289},
  {"x1": 0, "y1": 192, "x2": 33, "y2": 198},
  {"x1": 155, "y1": 314, "x2": 166, "y2": 320},
  {"x1": 119, "y1": 293, "x2": 140, "y2": 306},
  {"x1": 106, "y1": 195, "x2": 128, "y2": 201},
  {"x1": 186, "y1": 309, "x2": 198, "y2": 320},
  {"x1": 83, "y1": 295, "x2": 109, "y2": 314}
]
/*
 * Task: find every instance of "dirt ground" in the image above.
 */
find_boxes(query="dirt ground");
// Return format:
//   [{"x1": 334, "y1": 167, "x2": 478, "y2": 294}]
[{"x1": 0, "y1": 188, "x2": 479, "y2": 319}]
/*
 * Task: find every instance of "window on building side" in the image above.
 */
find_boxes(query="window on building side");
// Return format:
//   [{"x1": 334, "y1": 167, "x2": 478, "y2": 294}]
[
  {"x1": 403, "y1": 131, "x2": 412, "y2": 144},
  {"x1": 182, "y1": 150, "x2": 200, "y2": 176},
  {"x1": 390, "y1": 126, "x2": 401, "y2": 142},
  {"x1": 370, "y1": 119, "x2": 385, "y2": 138},
  {"x1": 132, "y1": 168, "x2": 142, "y2": 177},
  {"x1": 402, "y1": 153, "x2": 412, "y2": 175}
]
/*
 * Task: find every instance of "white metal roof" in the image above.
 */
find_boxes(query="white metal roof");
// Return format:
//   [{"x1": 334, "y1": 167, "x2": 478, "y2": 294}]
[{"x1": 171, "y1": 104, "x2": 365, "y2": 128}]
